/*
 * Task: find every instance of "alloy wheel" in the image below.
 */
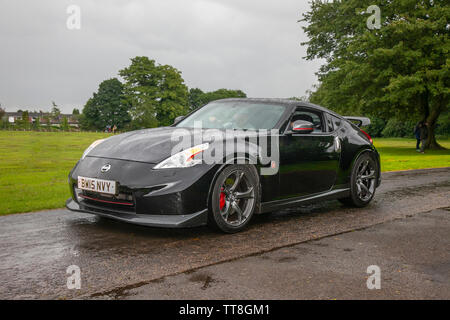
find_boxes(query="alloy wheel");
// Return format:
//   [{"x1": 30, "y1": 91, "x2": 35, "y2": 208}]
[
  {"x1": 219, "y1": 170, "x2": 255, "y2": 226},
  {"x1": 355, "y1": 159, "x2": 376, "y2": 202}
]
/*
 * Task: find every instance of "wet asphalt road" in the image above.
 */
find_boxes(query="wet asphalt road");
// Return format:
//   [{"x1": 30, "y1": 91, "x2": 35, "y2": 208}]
[
  {"x1": 0, "y1": 168, "x2": 449, "y2": 299},
  {"x1": 128, "y1": 208, "x2": 450, "y2": 300}
]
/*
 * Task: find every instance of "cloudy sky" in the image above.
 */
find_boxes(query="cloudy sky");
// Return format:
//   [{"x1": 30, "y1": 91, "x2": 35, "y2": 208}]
[{"x1": 0, "y1": 0, "x2": 323, "y2": 113}]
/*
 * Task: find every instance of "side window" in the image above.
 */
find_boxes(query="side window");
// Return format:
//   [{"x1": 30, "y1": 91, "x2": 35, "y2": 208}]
[
  {"x1": 325, "y1": 114, "x2": 334, "y2": 132},
  {"x1": 290, "y1": 109, "x2": 325, "y2": 133}
]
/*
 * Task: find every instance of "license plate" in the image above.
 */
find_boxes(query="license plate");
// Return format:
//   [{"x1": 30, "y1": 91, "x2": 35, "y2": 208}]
[{"x1": 77, "y1": 176, "x2": 117, "y2": 195}]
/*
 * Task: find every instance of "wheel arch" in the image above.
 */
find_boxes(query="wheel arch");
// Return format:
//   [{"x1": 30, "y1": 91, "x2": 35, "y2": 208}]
[
  {"x1": 206, "y1": 156, "x2": 261, "y2": 214},
  {"x1": 350, "y1": 147, "x2": 381, "y2": 186}
]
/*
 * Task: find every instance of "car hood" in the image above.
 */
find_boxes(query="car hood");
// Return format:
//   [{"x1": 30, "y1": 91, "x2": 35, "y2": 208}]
[
  {"x1": 87, "y1": 127, "x2": 270, "y2": 164},
  {"x1": 87, "y1": 127, "x2": 192, "y2": 164}
]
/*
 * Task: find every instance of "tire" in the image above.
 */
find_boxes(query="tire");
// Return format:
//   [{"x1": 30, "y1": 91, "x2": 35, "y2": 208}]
[
  {"x1": 208, "y1": 164, "x2": 260, "y2": 233},
  {"x1": 339, "y1": 152, "x2": 378, "y2": 207}
]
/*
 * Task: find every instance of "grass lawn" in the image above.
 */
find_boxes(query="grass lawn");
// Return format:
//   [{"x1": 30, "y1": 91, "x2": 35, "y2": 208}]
[
  {"x1": 373, "y1": 138, "x2": 450, "y2": 172},
  {"x1": 0, "y1": 132, "x2": 448, "y2": 215},
  {"x1": 0, "y1": 131, "x2": 109, "y2": 215}
]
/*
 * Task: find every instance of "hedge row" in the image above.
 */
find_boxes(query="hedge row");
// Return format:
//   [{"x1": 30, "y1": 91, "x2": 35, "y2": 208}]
[{"x1": 365, "y1": 113, "x2": 450, "y2": 138}]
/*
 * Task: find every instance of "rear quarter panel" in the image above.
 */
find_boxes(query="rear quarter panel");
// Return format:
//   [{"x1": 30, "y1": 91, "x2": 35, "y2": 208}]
[{"x1": 335, "y1": 120, "x2": 379, "y2": 186}]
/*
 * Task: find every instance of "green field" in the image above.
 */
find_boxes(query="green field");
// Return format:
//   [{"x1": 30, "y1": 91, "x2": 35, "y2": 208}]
[
  {"x1": 0, "y1": 131, "x2": 109, "y2": 215},
  {"x1": 0, "y1": 132, "x2": 449, "y2": 215},
  {"x1": 373, "y1": 138, "x2": 450, "y2": 172}
]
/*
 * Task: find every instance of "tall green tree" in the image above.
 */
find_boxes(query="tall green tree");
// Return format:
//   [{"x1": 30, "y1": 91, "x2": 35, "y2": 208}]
[
  {"x1": 51, "y1": 102, "x2": 61, "y2": 120},
  {"x1": 119, "y1": 56, "x2": 189, "y2": 128},
  {"x1": 61, "y1": 117, "x2": 69, "y2": 131},
  {"x1": 188, "y1": 88, "x2": 206, "y2": 112},
  {"x1": 71, "y1": 108, "x2": 80, "y2": 123},
  {"x1": 20, "y1": 110, "x2": 30, "y2": 130},
  {"x1": 80, "y1": 78, "x2": 131, "y2": 130},
  {"x1": 188, "y1": 88, "x2": 247, "y2": 111},
  {"x1": 302, "y1": 0, "x2": 449, "y2": 149}
]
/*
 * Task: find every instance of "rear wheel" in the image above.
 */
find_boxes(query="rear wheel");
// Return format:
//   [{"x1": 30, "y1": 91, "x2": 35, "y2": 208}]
[
  {"x1": 209, "y1": 165, "x2": 259, "y2": 233},
  {"x1": 339, "y1": 153, "x2": 378, "y2": 207}
]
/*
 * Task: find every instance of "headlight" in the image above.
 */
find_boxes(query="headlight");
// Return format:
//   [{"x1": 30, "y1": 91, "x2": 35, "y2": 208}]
[
  {"x1": 81, "y1": 139, "x2": 105, "y2": 160},
  {"x1": 154, "y1": 143, "x2": 209, "y2": 169}
]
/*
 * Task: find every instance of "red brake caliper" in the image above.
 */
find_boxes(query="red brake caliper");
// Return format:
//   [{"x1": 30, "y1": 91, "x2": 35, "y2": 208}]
[{"x1": 219, "y1": 187, "x2": 226, "y2": 210}]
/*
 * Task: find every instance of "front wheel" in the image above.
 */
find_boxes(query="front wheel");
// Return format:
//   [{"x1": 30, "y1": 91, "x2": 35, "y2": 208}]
[
  {"x1": 208, "y1": 165, "x2": 259, "y2": 233},
  {"x1": 339, "y1": 153, "x2": 378, "y2": 207}
]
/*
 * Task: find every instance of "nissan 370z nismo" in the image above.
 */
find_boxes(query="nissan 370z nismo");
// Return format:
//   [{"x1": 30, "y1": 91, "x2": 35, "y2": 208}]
[{"x1": 67, "y1": 99, "x2": 381, "y2": 233}]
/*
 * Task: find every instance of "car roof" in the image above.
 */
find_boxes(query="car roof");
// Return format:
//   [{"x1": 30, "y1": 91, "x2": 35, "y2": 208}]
[{"x1": 214, "y1": 98, "x2": 342, "y2": 118}]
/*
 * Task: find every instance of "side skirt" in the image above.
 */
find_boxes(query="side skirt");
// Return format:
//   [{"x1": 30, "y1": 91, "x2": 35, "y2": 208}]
[{"x1": 259, "y1": 187, "x2": 350, "y2": 213}]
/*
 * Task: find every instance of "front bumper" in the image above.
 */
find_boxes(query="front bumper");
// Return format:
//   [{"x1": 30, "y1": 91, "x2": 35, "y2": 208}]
[
  {"x1": 66, "y1": 157, "x2": 219, "y2": 228},
  {"x1": 66, "y1": 198, "x2": 208, "y2": 228}
]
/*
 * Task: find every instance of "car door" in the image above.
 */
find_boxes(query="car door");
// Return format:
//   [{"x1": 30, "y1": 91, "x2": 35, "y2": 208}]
[{"x1": 278, "y1": 108, "x2": 340, "y2": 199}]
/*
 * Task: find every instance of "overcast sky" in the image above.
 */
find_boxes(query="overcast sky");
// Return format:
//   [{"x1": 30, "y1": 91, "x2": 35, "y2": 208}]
[{"x1": 0, "y1": 0, "x2": 323, "y2": 113}]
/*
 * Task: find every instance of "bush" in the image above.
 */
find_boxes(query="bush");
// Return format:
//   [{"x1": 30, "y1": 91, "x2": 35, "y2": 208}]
[
  {"x1": 381, "y1": 118, "x2": 416, "y2": 138},
  {"x1": 365, "y1": 117, "x2": 386, "y2": 137},
  {"x1": 435, "y1": 111, "x2": 450, "y2": 137},
  {"x1": 0, "y1": 119, "x2": 10, "y2": 129}
]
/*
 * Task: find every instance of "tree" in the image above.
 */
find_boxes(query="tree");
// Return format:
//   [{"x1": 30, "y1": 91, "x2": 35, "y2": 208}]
[
  {"x1": 79, "y1": 98, "x2": 98, "y2": 130},
  {"x1": 51, "y1": 102, "x2": 61, "y2": 120},
  {"x1": 188, "y1": 88, "x2": 247, "y2": 111},
  {"x1": 33, "y1": 117, "x2": 41, "y2": 131},
  {"x1": 119, "y1": 56, "x2": 189, "y2": 128},
  {"x1": 80, "y1": 78, "x2": 131, "y2": 131},
  {"x1": 20, "y1": 110, "x2": 30, "y2": 130},
  {"x1": 61, "y1": 117, "x2": 69, "y2": 131},
  {"x1": 188, "y1": 88, "x2": 206, "y2": 111},
  {"x1": 71, "y1": 108, "x2": 80, "y2": 124},
  {"x1": 44, "y1": 115, "x2": 51, "y2": 129},
  {"x1": 302, "y1": 0, "x2": 449, "y2": 149},
  {"x1": 0, "y1": 107, "x2": 5, "y2": 129}
]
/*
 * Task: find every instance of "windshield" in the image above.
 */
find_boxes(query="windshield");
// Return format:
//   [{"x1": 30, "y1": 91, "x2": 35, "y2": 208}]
[{"x1": 176, "y1": 101, "x2": 286, "y2": 130}]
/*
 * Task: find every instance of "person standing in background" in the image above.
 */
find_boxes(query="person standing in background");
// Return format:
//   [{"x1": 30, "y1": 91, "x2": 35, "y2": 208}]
[
  {"x1": 414, "y1": 121, "x2": 422, "y2": 152},
  {"x1": 419, "y1": 122, "x2": 428, "y2": 154}
]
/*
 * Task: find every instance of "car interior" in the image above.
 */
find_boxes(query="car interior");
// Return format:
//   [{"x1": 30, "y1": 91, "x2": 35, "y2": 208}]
[{"x1": 289, "y1": 109, "x2": 325, "y2": 133}]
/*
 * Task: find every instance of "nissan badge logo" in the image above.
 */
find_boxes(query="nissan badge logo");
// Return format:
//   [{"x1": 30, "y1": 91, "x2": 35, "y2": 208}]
[{"x1": 101, "y1": 164, "x2": 111, "y2": 173}]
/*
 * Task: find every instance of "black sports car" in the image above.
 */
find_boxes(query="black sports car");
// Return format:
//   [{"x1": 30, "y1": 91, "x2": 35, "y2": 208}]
[{"x1": 66, "y1": 98, "x2": 381, "y2": 233}]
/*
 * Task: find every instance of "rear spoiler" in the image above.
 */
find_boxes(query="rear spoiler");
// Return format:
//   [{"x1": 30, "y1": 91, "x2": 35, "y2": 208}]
[{"x1": 343, "y1": 116, "x2": 371, "y2": 128}]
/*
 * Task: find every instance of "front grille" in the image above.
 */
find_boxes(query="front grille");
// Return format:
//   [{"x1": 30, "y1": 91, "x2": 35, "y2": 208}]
[{"x1": 74, "y1": 187, "x2": 136, "y2": 213}]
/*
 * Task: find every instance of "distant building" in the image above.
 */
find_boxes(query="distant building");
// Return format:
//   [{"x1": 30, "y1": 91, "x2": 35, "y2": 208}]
[{"x1": 2, "y1": 112, "x2": 79, "y2": 127}]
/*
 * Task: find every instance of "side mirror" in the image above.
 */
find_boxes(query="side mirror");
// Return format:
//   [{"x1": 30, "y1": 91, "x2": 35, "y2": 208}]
[
  {"x1": 173, "y1": 116, "x2": 185, "y2": 125},
  {"x1": 290, "y1": 120, "x2": 314, "y2": 134}
]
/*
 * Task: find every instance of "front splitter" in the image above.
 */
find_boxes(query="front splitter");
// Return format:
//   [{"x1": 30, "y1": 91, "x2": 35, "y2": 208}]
[{"x1": 66, "y1": 199, "x2": 208, "y2": 228}]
